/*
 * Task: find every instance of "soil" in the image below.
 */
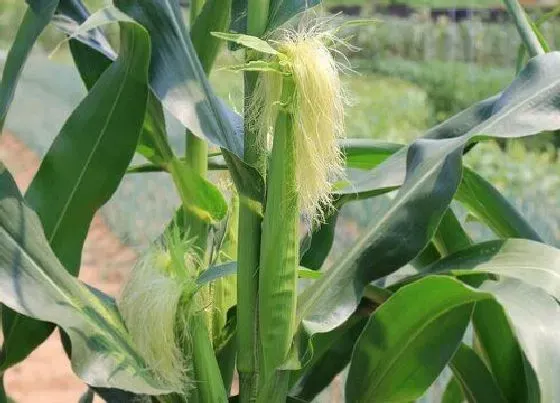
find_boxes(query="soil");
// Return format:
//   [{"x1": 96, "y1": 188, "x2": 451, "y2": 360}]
[{"x1": 0, "y1": 132, "x2": 136, "y2": 402}]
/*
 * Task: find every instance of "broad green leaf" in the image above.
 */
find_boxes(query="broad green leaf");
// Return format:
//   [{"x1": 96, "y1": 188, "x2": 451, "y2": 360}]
[
  {"x1": 341, "y1": 139, "x2": 402, "y2": 170},
  {"x1": 1, "y1": 19, "x2": 151, "y2": 371},
  {"x1": 168, "y1": 158, "x2": 228, "y2": 222},
  {"x1": 54, "y1": 0, "x2": 173, "y2": 167},
  {"x1": 297, "y1": 52, "x2": 560, "y2": 335},
  {"x1": 192, "y1": 0, "x2": 232, "y2": 73},
  {"x1": 0, "y1": 0, "x2": 58, "y2": 132},
  {"x1": 0, "y1": 166, "x2": 169, "y2": 394},
  {"x1": 298, "y1": 137, "x2": 464, "y2": 334},
  {"x1": 442, "y1": 376, "x2": 465, "y2": 403},
  {"x1": 477, "y1": 278, "x2": 560, "y2": 402},
  {"x1": 211, "y1": 32, "x2": 279, "y2": 55},
  {"x1": 112, "y1": 1, "x2": 244, "y2": 156},
  {"x1": 299, "y1": 210, "x2": 339, "y2": 270},
  {"x1": 433, "y1": 208, "x2": 472, "y2": 256},
  {"x1": 290, "y1": 316, "x2": 367, "y2": 401},
  {"x1": 456, "y1": 167, "x2": 542, "y2": 241},
  {"x1": 425, "y1": 239, "x2": 560, "y2": 301},
  {"x1": 472, "y1": 299, "x2": 538, "y2": 403},
  {"x1": 346, "y1": 276, "x2": 491, "y2": 403},
  {"x1": 449, "y1": 344, "x2": 507, "y2": 403}
]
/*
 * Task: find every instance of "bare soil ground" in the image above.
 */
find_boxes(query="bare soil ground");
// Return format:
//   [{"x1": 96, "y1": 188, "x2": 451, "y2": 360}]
[{"x1": 0, "y1": 132, "x2": 137, "y2": 402}]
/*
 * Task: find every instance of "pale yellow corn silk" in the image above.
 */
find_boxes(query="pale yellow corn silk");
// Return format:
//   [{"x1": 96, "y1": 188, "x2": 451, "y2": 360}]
[
  {"x1": 249, "y1": 21, "x2": 347, "y2": 221},
  {"x1": 117, "y1": 230, "x2": 202, "y2": 393}
]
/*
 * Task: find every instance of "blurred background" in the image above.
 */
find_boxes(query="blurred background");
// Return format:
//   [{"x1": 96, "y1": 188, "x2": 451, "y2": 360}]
[{"x1": 1, "y1": 0, "x2": 560, "y2": 401}]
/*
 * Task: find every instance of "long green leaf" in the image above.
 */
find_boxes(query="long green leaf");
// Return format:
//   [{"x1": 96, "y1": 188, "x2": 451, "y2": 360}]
[
  {"x1": 0, "y1": 166, "x2": 169, "y2": 394},
  {"x1": 346, "y1": 276, "x2": 491, "y2": 403},
  {"x1": 297, "y1": 52, "x2": 560, "y2": 335},
  {"x1": 112, "y1": 0, "x2": 243, "y2": 157},
  {"x1": 425, "y1": 239, "x2": 560, "y2": 301},
  {"x1": 456, "y1": 167, "x2": 542, "y2": 241},
  {"x1": 477, "y1": 278, "x2": 560, "y2": 402},
  {"x1": 341, "y1": 139, "x2": 402, "y2": 170},
  {"x1": 290, "y1": 316, "x2": 367, "y2": 401},
  {"x1": 1, "y1": 17, "x2": 150, "y2": 372},
  {"x1": 472, "y1": 299, "x2": 538, "y2": 403},
  {"x1": 0, "y1": 0, "x2": 58, "y2": 132},
  {"x1": 449, "y1": 343, "x2": 507, "y2": 403},
  {"x1": 442, "y1": 376, "x2": 465, "y2": 403},
  {"x1": 433, "y1": 208, "x2": 472, "y2": 256},
  {"x1": 191, "y1": 0, "x2": 232, "y2": 73}
]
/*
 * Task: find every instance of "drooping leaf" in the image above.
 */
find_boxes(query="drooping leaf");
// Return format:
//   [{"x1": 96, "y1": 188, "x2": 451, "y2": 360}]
[
  {"x1": 425, "y1": 239, "x2": 560, "y2": 301},
  {"x1": 476, "y1": 278, "x2": 560, "y2": 402},
  {"x1": 456, "y1": 167, "x2": 542, "y2": 241},
  {"x1": 298, "y1": 137, "x2": 464, "y2": 334},
  {"x1": 449, "y1": 343, "x2": 507, "y2": 403},
  {"x1": 0, "y1": 166, "x2": 169, "y2": 394},
  {"x1": 112, "y1": 1, "x2": 244, "y2": 156},
  {"x1": 168, "y1": 158, "x2": 228, "y2": 222},
  {"x1": 341, "y1": 139, "x2": 402, "y2": 170},
  {"x1": 472, "y1": 299, "x2": 538, "y2": 403},
  {"x1": 346, "y1": 276, "x2": 491, "y2": 403},
  {"x1": 442, "y1": 376, "x2": 465, "y2": 403},
  {"x1": 0, "y1": 0, "x2": 59, "y2": 132},
  {"x1": 432, "y1": 208, "x2": 472, "y2": 256},
  {"x1": 290, "y1": 315, "x2": 367, "y2": 401},
  {"x1": 1, "y1": 18, "x2": 151, "y2": 371},
  {"x1": 54, "y1": 0, "x2": 173, "y2": 167},
  {"x1": 297, "y1": 52, "x2": 560, "y2": 335},
  {"x1": 299, "y1": 210, "x2": 339, "y2": 270},
  {"x1": 191, "y1": 0, "x2": 232, "y2": 73}
]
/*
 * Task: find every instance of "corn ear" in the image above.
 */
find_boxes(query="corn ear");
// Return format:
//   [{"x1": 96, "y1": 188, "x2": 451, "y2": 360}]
[{"x1": 258, "y1": 76, "x2": 299, "y2": 384}]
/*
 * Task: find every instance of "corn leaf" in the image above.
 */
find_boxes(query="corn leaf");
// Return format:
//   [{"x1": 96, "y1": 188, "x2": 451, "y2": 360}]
[
  {"x1": 192, "y1": 0, "x2": 232, "y2": 73},
  {"x1": 472, "y1": 299, "x2": 538, "y2": 403},
  {"x1": 475, "y1": 278, "x2": 560, "y2": 402},
  {"x1": 297, "y1": 52, "x2": 560, "y2": 335},
  {"x1": 346, "y1": 276, "x2": 492, "y2": 403},
  {"x1": 449, "y1": 344, "x2": 507, "y2": 403},
  {"x1": 1, "y1": 19, "x2": 151, "y2": 371},
  {"x1": 0, "y1": 166, "x2": 170, "y2": 394},
  {"x1": 424, "y1": 239, "x2": 560, "y2": 301},
  {"x1": 289, "y1": 316, "x2": 367, "y2": 401},
  {"x1": 113, "y1": 0, "x2": 244, "y2": 157},
  {"x1": 442, "y1": 376, "x2": 465, "y2": 403},
  {"x1": 0, "y1": 0, "x2": 58, "y2": 132},
  {"x1": 455, "y1": 167, "x2": 542, "y2": 241}
]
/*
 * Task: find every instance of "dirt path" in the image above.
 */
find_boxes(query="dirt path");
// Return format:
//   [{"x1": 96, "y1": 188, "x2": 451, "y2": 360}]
[{"x1": 0, "y1": 133, "x2": 137, "y2": 402}]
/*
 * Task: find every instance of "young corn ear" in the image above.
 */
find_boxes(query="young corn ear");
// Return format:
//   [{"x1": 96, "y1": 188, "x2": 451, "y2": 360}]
[
  {"x1": 250, "y1": 24, "x2": 346, "y2": 221},
  {"x1": 256, "y1": 23, "x2": 346, "y2": 391},
  {"x1": 117, "y1": 232, "x2": 199, "y2": 393}
]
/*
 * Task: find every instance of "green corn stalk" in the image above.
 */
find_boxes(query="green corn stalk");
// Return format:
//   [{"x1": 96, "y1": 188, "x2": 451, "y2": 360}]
[{"x1": 237, "y1": 1, "x2": 271, "y2": 402}]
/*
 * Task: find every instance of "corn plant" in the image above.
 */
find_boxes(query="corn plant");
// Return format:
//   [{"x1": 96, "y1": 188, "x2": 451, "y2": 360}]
[{"x1": 1, "y1": 0, "x2": 560, "y2": 402}]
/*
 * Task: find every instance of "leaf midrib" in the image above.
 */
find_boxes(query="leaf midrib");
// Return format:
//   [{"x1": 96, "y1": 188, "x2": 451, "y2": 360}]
[
  {"x1": 47, "y1": 31, "x2": 136, "y2": 244},
  {"x1": 363, "y1": 296, "x2": 482, "y2": 401}
]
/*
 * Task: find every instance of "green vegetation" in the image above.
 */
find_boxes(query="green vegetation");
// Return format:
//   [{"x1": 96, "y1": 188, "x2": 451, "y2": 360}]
[{"x1": 1, "y1": 1, "x2": 560, "y2": 403}]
